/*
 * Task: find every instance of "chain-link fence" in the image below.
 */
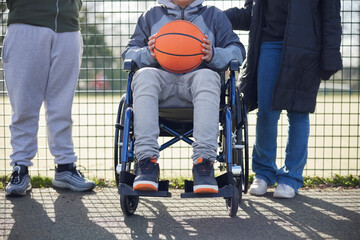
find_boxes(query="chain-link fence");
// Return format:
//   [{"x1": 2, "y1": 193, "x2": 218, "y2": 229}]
[{"x1": 0, "y1": 0, "x2": 359, "y2": 180}]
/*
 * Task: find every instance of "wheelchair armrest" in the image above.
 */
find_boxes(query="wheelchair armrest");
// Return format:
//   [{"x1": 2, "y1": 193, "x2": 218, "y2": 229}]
[
  {"x1": 124, "y1": 59, "x2": 139, "y2": 72},
  {"x1": 229, "y1": 59, "x2": 240, "y2": 72}
]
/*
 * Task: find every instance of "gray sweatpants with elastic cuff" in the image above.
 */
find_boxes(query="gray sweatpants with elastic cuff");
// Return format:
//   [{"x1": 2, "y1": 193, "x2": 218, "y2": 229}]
[
  {"x1": 2, "y1": 24, "x2": 82, "y2": 167},
  {"x1": 131, "y1": 67, "x2": 221, "y2": 163}
]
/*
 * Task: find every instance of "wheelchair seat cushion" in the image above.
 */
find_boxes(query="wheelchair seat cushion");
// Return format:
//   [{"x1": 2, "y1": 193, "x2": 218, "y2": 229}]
[{"x1": 159, "y1": 107, "x2": 193, "y2": 122}]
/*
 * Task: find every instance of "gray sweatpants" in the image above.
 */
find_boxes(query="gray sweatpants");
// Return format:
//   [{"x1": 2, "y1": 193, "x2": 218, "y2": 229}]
[
  {"x1": 131, "y1": 67, "x2": 221, "y2": 163},
  {"x1": 2, "y1": 24, "x2": 82, "y2": 167}
]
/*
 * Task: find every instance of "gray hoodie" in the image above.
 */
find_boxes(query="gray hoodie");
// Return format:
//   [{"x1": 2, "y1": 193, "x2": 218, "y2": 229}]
[{"x1": 122, "y1": 0, "x2": 245, "y2": 72}]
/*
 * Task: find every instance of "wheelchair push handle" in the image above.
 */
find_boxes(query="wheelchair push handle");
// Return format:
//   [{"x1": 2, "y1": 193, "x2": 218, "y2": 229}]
[
  {"x1": 124, "y1": 59, "x2": 239, "y2": 72},
  {"x1": 229, "y1": 59, "x2": 240, "y2": 72},
  {"x1": 124, "y1": 59, "x2": 138, "y2": 72}
]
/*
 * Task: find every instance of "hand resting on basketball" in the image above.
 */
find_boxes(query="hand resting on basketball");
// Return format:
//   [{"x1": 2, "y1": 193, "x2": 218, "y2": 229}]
[
  {"x1": 149, "y1": 33, "x2": 212, "y2": 63},
  {"x1": 148, "y1": 34, "x2": 156, "y2": 59},
  {"x1": 202, "y1": 35, "x2": 213, "y2": 62}
]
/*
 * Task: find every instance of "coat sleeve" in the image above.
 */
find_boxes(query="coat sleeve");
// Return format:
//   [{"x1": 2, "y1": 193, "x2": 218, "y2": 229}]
[
  {"x1": 320, "y1": 0, "x2": 343, "y2": 80},
  {"x1": 224, "y1": 0, "x2": 253, "y2": 31},
  {"x1": 121, "y1": 13, "x2": 159, "y2": 68},
  {"x1": 205, "y1": 11, "x2": 246, "y2": 71}
]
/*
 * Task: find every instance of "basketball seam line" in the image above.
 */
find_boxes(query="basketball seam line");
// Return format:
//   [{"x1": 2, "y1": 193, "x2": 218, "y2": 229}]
[
  {"x1": 154, "y1": 47, "x2": 204, "y2": 57},
  {"x1": 156, "y1": 32, "x2": 203, "y2": 44}
]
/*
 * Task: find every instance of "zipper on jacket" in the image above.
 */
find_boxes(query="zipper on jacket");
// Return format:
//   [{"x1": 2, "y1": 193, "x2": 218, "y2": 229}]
[
  {"x1": 55, "y1": 0, "x2": 59, "y2": 32},
  {"x1": 181, "y1": 8, "x2": 185, "y2": 20}
]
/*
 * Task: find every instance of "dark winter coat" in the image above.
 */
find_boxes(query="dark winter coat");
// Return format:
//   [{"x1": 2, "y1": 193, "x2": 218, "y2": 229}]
[{"x1": 225, "y1": 0, "x2": 343, "y2": 113}]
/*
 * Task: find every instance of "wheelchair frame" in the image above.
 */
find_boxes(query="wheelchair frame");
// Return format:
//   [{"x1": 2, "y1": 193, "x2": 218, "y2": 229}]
[{"x1": 114, "y1": 59, "x2": 249, "y2": 217}]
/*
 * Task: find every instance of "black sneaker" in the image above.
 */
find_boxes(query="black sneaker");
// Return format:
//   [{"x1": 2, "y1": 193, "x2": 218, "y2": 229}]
[
  {"x1": 133, "y1": 157, "x2": 159, "y2": 191},
  {"x1": 192, "y1": 158, "x2": 219, "y2": 194},
  {"x1": 52, "y1": 163, "x2": 95, "y2": 192},
  {"x1": 6, "y1": 165, "x2": 32, "y2": 197}
]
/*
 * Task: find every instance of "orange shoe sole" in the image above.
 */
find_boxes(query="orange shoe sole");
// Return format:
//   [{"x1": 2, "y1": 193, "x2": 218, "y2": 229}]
[
  {"x1": 133, "y1": 183, "x2": 158, "y2": 191},
  {"x1": 194, "y1": 188, "x2": 219, "y2": 194}
]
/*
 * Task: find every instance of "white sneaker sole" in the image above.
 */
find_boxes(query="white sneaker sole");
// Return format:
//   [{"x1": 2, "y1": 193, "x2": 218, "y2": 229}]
[
  {"x1": 5, "y1": 181, "x2": 32, "y2": 197},
  {"x1": 249, "y1": 188, "x2": 267, "y2": 196},
  {"x1": 273, "y1": 191, "x2": 296, "y2": 199},
  {"x1": 52, "y1": 179, "x2": 95, "y2": 192}
]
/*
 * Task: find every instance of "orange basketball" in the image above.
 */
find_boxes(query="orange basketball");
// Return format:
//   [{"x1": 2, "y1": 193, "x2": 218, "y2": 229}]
[{"x1": 154, "y1": 20, "x2": 205, "y2": 74}]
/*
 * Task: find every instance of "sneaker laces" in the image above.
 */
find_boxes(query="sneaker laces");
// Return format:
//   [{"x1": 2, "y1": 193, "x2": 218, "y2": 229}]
[
  {"x1": 57, "y1": 164, "x2": 86, "y2": 178},
  {"x1": 70, "y1": 164, "x2": 86, "y2": 178},
  {"x1": 9, "y1": 166, "x2": 22, "y2": 184},
  {"x1": 137, "y1": 157, "x2": 158, "y2": 174}
]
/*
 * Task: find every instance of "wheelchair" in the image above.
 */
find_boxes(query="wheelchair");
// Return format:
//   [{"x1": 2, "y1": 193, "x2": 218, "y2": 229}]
[{"x1": 114, "y1": 59, "x2": 249, "y2": 217}]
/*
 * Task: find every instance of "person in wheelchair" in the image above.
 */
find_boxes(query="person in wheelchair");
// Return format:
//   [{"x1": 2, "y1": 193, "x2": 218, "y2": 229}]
[{"x1": 122, "y1": 0, "x2": 245, "y2": 193}]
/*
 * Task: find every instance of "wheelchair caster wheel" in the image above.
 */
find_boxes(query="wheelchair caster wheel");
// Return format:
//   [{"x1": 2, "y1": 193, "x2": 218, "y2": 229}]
[
  {"x1": 120, "y1": 195, "x2": 139, "y2": 216},
  {"x1": 235, "y1": 176, "x2": 243, "y2": 202},
  {"x1": 225, "y1": 185, "x2": 239, "y2": 217}
]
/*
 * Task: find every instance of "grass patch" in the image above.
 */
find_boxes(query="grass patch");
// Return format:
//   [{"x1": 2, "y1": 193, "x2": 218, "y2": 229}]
[
  {"x1": 0, "y1": 175, "x2": 10, "y2": 189},
  {"x1": 1, "y1": 174, "x2": 359, "y2": 189},
  {"x1": 167, "y1": 176, "x2": 187, "y2": 189},
  {"x1": 90, "y1": 177, "x2": 116, "y2": 188},
  {"x1": 0, "y1": 175, "x2": 52, "y2": 188},
  {"x1": 303, "y1": 174, "x2": 360, "y2": 188},
  {"x1": 30, "y1": 176, "x2": 53, "y2": 188}
]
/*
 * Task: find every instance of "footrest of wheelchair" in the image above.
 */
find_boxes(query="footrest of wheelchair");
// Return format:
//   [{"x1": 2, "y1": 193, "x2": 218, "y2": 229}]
[
  {"x1": 118, "y1": 182, "x2": 172, "y2": 197},
  {"x1": 181, "y1": 172, "x2": 235, "y2": 198},
  {"x1": 181, "y1": 184, "x2": 234, "y2": 198},
  {"x1": 180, "y1": 180, "x2": 234, "y2": 198}
]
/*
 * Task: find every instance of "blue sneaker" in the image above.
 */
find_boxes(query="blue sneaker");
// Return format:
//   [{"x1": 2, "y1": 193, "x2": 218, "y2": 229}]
[
  {"x1": 6, "y1": 165, "x2": 32, "y2": 197},
  {"x1": 52, "y1": 163, "x2": 95, "y2": 191},
  {"x1": 193, "y1": 158, "x2": 219, "y2": 194},
  {"x1": 133, "y1": 157, "x2": 159, "y2": 191}
]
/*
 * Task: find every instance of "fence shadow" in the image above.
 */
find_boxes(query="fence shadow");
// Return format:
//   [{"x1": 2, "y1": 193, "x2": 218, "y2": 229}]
[
  {"x1": 124, "y1": 198, "x2": 192, "y2": 239},
  {"x1": 7, "y1": 189, "x2": 117, "y2": 240},
  {"x1": 4, "y1": 189, "x2": 360, "y2": 240},
  {"x1": 8, "y1": 194, "x2": 55, "y2": 240},
  {"x1": 183, "y1": 192, "x2": 360, "y2": 240},
  {"x1": 124, "y1": 191, "x2": 360, "y2": 240}
]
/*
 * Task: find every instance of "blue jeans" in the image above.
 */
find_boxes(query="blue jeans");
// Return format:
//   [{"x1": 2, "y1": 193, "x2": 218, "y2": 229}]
[{"x1": 252, "y1": 41, "x2": 309, "y2": 192}]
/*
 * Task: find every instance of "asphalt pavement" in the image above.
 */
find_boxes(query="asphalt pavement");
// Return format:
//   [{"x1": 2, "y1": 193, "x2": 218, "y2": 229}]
[{"x1": 1, "y1": 187, "x2": 359, "y2": 240}]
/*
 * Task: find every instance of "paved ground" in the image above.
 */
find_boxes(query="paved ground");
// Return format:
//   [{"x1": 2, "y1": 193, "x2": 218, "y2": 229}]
[{"x1": 0, "y1": 188, "x2": 359, "y2": 240}]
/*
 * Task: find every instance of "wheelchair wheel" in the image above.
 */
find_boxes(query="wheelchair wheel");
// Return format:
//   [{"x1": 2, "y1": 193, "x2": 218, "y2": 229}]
[
  {"x1": 234, "y1": 174, "x2": 243, "y2": 203},
  {"x1": 232, "y1": 92, "x2": 249, "y2": 194},
  {"x1": 114, "y1": 95, "x2": 126, "y2": 186},
  {"x1": 225, "y1": 185, "x2": 239, "y2": 217},
  {"x1": 120, "y1": 194, "x2": 139, "y2": 216},
  {"x1": 232, "y1": 123, "x2": 247, "y2": 200},
  {"x1": 241, "y1": 97, "x2": 249, "y2": 194},
  {"x1": 115, "y1": 94, "x2": 132, "y2": 186},
  {"x1": 232, "y1": 125, "x2": 243, "y2": 200}
]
